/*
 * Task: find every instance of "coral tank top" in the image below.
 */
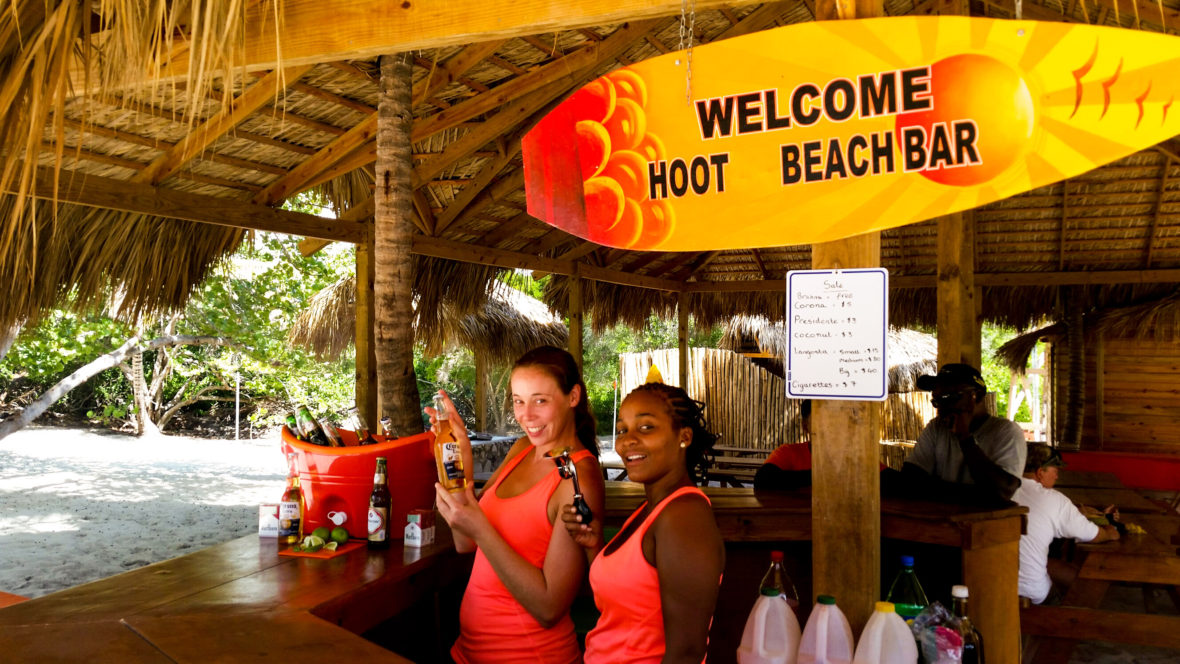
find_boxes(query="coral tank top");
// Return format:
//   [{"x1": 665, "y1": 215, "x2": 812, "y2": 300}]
[
  {"x1": 450, "y1": 445, "x2": 592, "y2": 664},
  {"x1": 583, "y1": 486, "x2": 712, "y2": 664}
]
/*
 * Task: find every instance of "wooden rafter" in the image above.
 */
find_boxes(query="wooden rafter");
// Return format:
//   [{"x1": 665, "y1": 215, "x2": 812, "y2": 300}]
[
  {"x1": 14, "y1": 166, "x2": 364, "y2": 242},
  {"x1": 751, "y1": 248, "x2": 768, "y2": 278},
  {"x1": 670, "y1": 250, "x2": 722, "y2": 281},
  {"x1": 518, "y1": 227, "x2": 575, "y2": 255},
  {"x1": 437, "y1": 167, "x2": 526, "y2": 236},
  {"x1": 415, "y1": 41, "x2": 507, "y2": 106},
  {"x1": 132, "y1": 65, "x2": 313, "y2": 186},
  {"x1": 478, "y1": 210, "x2": 538, "y2": 248},
  {"x1": 1145, "y1": 156, "x2": 1173, "y2": 267},
  {"x1": 71, "y1": 1, "x2": 762, "y2": 91}
]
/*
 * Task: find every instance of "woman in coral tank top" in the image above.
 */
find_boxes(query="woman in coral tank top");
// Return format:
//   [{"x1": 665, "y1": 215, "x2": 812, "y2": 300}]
[
  {"x1": 564, "y1": 382, "x2": 725, "y2": 664},
  {"x1": 430, "y1": 346, "x2": 605, "y2": 664}
]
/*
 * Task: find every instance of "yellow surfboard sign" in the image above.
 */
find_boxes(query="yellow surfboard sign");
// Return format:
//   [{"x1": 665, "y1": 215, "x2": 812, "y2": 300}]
[{"x1": 522, "y1": 17, "x2": 1180, "y2": 251}]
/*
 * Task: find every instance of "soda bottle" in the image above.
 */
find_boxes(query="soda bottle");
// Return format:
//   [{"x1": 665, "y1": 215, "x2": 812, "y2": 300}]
[
  {"x1": 296, "y1": 406, "x2": 329, "y2": 446},
  {"x1": 432, "y1": 394, "x2": 468, "y2": 493},
  {"x1": 759, "y1": 550, "x2": 800, "y2": 613},
  {"x1": 279, "y1": 453, "x2": 304, "y2": 545},
  {"x1": 886, "y1": 555, "x2": 929, "y2": 622},
  {"x1": 951, "y1": 585, "x2": 984, "y2": 664},
  {"x1": 368, "y1": 456, "x2": 391, "y2": 549}
]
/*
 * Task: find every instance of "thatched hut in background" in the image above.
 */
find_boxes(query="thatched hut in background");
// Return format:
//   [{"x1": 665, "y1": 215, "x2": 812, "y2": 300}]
[{"x1": 289, "y1": 279, "x2": 566, "y2": 431}]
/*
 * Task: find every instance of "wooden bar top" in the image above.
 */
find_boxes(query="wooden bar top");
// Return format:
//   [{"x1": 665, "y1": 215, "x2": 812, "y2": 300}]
[{"x1": 0, "y1": 534, "x2": 461, "y2": 663}]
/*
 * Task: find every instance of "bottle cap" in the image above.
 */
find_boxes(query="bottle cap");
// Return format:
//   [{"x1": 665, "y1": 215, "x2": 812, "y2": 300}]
[
  {"x1": 817, "y1": 595, "x2": 836, "y2": 605},
  {"x1": 875, "y1": 601, "x2": 895, "y2": 612},
  {"x1": 952, "y1": 585, "x2": 969, "y2": 598},
  {"x1": 771, "y1": 550, "x2": 784, "y2": 562},
  {"x1": 900, "y1": 555, "x2": 915, "y2": 567}
]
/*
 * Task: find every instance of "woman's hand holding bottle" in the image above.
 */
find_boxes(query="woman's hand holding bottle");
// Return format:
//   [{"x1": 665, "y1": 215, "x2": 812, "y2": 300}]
[{"x1": 560, "y1": 502, "x2": 603, "y2": 552}]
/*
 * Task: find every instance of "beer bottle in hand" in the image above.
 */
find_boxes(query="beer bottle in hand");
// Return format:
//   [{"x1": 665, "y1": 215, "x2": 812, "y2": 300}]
[
  {"x1": 432, "y1": 394, "x2": 468, "y2": 493},
  {"x1": 368, "y1": 457, "x2": 391, "y2": 549}
]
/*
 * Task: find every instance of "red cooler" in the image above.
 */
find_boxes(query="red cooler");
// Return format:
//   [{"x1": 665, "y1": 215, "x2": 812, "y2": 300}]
[{"x1": 280, "y1": 427, "x2": 437, "y2": 540}]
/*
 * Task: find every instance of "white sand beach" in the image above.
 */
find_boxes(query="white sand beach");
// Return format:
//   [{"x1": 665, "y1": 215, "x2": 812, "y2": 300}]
[{"x1": 0, "y1": 425, "x2": 287, "y2": 599}]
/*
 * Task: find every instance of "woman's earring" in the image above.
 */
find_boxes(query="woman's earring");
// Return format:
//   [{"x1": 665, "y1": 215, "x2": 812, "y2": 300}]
[{"x1": 679, "y1": 442, "x2": 687, "y2": 448}]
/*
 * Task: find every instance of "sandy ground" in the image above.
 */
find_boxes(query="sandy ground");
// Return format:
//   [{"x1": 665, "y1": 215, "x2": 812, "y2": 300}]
[
  {"x1": 0, "y1": 426, "x2": 1176, "y2": 662},
  {"x1": 0, "y1": 425, "x2": 286, "y2": 599}
]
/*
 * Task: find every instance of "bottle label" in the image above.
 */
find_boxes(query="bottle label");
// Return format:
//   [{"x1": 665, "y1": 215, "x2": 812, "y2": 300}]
[
  {"x1": 368, "y1": 507, "x2": 388, "y2": 541},
  {"x1": 440, "y1": 442, "x2": 463, "y2": 479},
  {"x1": 279, "y1": 501, "x2": 300, "y2": 538}
]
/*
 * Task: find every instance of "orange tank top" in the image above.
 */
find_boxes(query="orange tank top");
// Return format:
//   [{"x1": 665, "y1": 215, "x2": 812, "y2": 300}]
[
  {"x1": 583, "y1": 486, "x2": 712, "y2": 664},
  {"x1": 451, "y1": 446, "x2": 593, "y2": 664}
]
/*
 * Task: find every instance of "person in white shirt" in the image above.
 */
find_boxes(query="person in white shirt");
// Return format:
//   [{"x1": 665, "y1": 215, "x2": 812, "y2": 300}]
[{"x1": 1013, "y1": 444, "x2": 1120, "y2": 604}]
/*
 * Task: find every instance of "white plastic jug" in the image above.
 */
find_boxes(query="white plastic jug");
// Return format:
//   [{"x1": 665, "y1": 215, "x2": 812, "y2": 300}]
[
  {"x1": 737, "y1": 593, "x2": 802, "y2": 664},
  {"x1": 797, "y1": 595, "x2": 854, "y2": 664},
  {"x1": 853, "y1": 602, "x2": 919, "y2": 664}
]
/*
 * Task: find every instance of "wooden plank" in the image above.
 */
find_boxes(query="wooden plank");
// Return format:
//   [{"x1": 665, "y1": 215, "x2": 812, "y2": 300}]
[
  {"x1": 434, "y1": 160, "x2": 524, "y2": 235},
  {"x1": 13, "y1": 166, "x2": 366, "y2": 243},
  {"x1": 1096, "y1": 331, "x2": 1105, "y2": 446},
  {"x1": 109, "y1": 1, "x2": 756, "y2": 86},
  {"x1": 1022, "y1": 605, "x2": 1180, "y2": 648},
  {"x1": 810, "y1": 231, "x2": 882, "y2": 637},
  {"x1": 678, "y1": 292, "x2": 689, "y2": 386},
  {"x1": 255, "y1": 113, "x2": 379, "y2": 205},
  {"x1": 2, "y1": 622, "x2": 173, "y2": 663},
  {"x1": 962, "y1": 539, "x2": 1021, "y2": 664}
]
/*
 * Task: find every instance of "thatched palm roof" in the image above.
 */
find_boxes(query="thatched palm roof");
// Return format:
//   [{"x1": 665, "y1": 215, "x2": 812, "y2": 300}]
[
  {"x1": 3, "y1": 1, "x2": 1180, "y2": 336},
  {"x1": 721, "y1": 315, "x2": 938, "y2": 392},
  {"x1": 289, "y1": 279, "x2": 567, "y2": 365}
]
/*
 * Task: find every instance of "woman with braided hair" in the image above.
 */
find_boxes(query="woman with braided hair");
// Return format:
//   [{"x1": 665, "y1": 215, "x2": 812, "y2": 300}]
[{"x1": 563, "y1": 381, "x2": 724, "y2": 664}]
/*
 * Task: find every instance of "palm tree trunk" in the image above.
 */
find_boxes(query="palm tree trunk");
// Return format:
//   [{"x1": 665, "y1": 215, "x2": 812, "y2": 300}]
[{"x1": 374, "y1": 53, "x2": 422, "y2": 437}]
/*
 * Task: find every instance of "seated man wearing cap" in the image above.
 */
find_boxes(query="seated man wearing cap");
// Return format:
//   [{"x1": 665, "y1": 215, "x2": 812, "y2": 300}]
[
  {"x1": 900, "y1": 363, "x2": 1027, "y2": 503},
  {"x1": 1014, "y1": 444, "x2": 1120, "y2": 604}
]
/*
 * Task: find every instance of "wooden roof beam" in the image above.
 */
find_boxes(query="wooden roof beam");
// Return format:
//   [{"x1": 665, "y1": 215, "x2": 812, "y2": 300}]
[
  {"x1": 132, "y1": 65, "x2": 313, "y2": 186},
  {"x1": 1145, "y1": 162, "x2": 1172, "y2": 267},
  {"x1": 436, "y1": 166, "x2": 526, "y2": 236},
  {"x1": 415, "y1": 41, "x2": 507, "y2": 106},
  {"x1": 14, "y1": 166, "x2": 365, "y2": 242},
  {"x1": 715, "y1": 1, "x2": 796, "y2": 40},
  {"x1": 751, "y1": 248, "x2": 768, "y2": 278},
  {"x1": 477, "y1": 211, "x2": 539, "y2": 248},
  {"x1": 126, "y1": 0, "x2": 757, "y2": 84}
]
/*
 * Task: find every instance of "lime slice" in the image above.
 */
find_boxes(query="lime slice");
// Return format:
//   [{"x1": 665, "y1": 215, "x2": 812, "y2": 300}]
[{"x1": 323, "y1": 541, "x2": 338, "y2": 551}]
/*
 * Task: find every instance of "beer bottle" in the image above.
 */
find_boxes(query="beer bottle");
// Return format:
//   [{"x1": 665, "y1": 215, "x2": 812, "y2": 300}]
[
  {"x1": 355, "y1": 411, "x2": 379, "y2": 446},
  {"x1": 296, "y1": 406, "x2": 329, "y2": 446},
  {"x1": 280, "y1": 453, "x2": 304, "y2": 544},
  {"x1": 432, "y1": 394, "x2": 468, "y2": 493},
  {"x1": 368, "y1": 457, "x2": 391, "y2": 549},
  {"x1": 284, "y1": 413, "x2": 305, "y2": 441},
  {"x1": 320, "y1": 419, "x2": 344, "y2": 447},
  {"x1": 951, "y1": 585, "x2": 985, "y2": 664}
]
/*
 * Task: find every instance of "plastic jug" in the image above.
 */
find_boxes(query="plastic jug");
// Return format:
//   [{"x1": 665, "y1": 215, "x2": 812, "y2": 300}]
[
  {"x1": 737, "y1": 593, "x2": 802, "y2": 664},
  {"x1": 853, "y1": 601, "x2": 919, "y2": 664},
  {"x1": 797, "y1": 595, "x2": 854, "y2": 664}
]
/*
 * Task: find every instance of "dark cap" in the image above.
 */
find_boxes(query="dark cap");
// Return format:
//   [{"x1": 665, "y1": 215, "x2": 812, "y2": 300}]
[
  {"x1": 1025, "y1": 443, "x2": 1067, "y2": 473},
  {"x1": 916, "y1": 363, "x2": 987, "y2": 392}
]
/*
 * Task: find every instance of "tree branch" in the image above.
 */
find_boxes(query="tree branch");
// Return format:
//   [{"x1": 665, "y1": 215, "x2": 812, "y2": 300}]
[{"x1": 157, "y1": 385, "x2": 239, "y2": 431}]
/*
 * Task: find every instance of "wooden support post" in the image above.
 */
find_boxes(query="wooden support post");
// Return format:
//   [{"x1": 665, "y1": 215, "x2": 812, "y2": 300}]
[
  {"x1": 677, "y1": 292, "x2": 689, "y2": 388},
  {"x1": 568, "y1": 264, "x2": 584, "y2": 372},
  {"x1": 475, "y1": 352, "x2": 488, "y2": 433},
  {"x1": 961, "y1": 523, "x2": 1023, "y2": 664},
  {"x1": 936, "y1": 211, "x2": 980, "y2": 367},
  {"x1": 810, "y1": 232, "x2": 882, "y2": 637},
  {"x1": 1095, "y1": 331, "x2": 1104, "y2": 449},
  {"x1": 355, "y1": 232, "x2": 378, "y2": 430}
]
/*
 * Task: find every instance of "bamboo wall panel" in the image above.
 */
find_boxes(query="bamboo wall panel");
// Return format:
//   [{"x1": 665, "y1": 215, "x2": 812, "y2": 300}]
[{"x1": 619, "y1": 348, "x2": 933, "y2": 449}]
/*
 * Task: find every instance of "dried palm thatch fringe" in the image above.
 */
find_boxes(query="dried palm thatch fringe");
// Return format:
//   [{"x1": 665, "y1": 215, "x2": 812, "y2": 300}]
[
  {"x1": 719, "y1": 315, "x2": 938, "y2": 392},
  {"x1": 0, "y1": 194, "x2": 243, "y2": 332},
  {"x1": 289, "y1": 274, "x2": 566, "y2": 365},
  {"x1": 998, "y1": 290, "x2": 1180, "y2": 371}
]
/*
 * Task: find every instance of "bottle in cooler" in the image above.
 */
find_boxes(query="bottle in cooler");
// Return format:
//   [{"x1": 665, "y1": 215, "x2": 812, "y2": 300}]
[
  {"x1": 886, "y1": 555, "x2": 929, "y2": 622},
  {"x1": 852, "y1": 602, "x2": 918, "y2": 664},
  {"x1": 354, "y1": 410, "x2": 379, "y2": 445},
  {"x1": 284, "y1": 413, "x2": 304, "y2": 441},
  {"x1": 296, "y1": 405, "x2": 330, "y2": 446},
  {"x1": 737, "y1": 560, "x2": 802, "y2": 664},
  {"x1": 368, "y1": 457, "x2": 391, "y2": 549},
  {"x1": 320, "y1": 418, "x2": 344, "y2": 447},
  {"x1": 798, "y1": 595, "x2": 854, "y2": 664},
  {"x1": 950, "y1": 585, "x2": 984, "y2": 664},
  {"x1": 432, "y1": 394, "x2": 468, "y2": 493}
]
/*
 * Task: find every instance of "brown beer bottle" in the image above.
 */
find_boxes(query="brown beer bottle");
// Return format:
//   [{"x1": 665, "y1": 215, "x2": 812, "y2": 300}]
[
  {"x1": 355, "y1": 411, "x2": 379, "y2": 446},
  {"x1": 367, "y1": 457, "x2": 391, "y2": 549},
  {"x1": 280, "y1": 453, "x2": 304, "y2": 544},
  {"x1": 432, "y1": 394, "x2": 468, "y2": 493}
]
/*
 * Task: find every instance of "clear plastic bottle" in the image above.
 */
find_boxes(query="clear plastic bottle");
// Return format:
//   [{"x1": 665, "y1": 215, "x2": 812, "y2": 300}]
[
  {"x1": 886, "y1": 555, "x2": 929, "y2": 622},
  {"x1": 759, "y1": 550, "x2": 800, "y2": 613},
  {"x1": 951, "y1": 585, "x2": 984, "y2": 664}
]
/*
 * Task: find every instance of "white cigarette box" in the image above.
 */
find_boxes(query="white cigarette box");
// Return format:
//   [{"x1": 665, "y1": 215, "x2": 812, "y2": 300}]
[{"x1": 258, "y1": 504, "x2": 280, "y2": 537}]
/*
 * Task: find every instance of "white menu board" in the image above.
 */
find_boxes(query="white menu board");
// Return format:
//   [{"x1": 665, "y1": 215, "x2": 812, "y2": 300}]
[{"x1": 786, "y1": 268, "x2": 889, "y2": 401}]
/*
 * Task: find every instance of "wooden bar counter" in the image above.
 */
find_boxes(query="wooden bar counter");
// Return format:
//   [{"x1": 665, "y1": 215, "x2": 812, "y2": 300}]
[
  {"x1": 605, "y1": 482, "x2": 1028, "y2": 664},
  {"x1": 0, "y1": 533, "x2": 464, "y2": 663}
]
